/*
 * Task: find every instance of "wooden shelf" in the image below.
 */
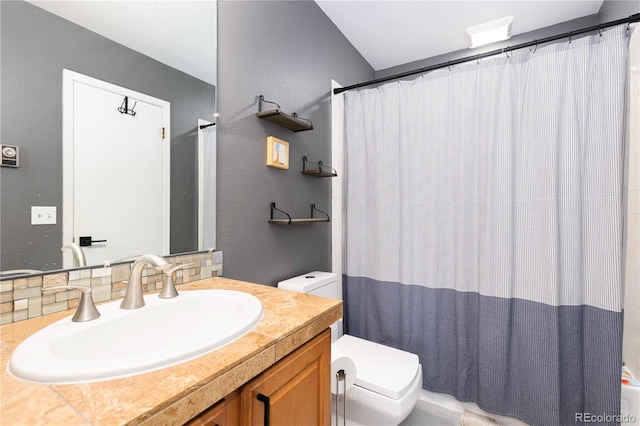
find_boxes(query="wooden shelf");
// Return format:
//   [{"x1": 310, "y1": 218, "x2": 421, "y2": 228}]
[
  {"x1": 269, "y1": 218, "x2": 329, "y2": 225},
  {"x1": 301, "y1": 156, "x2": 337, "y2": 178},
  {"x1": 257, "y1": 110, "x2": 313, "y2": 132},
  {"x1": 256, "y1": 96, "x2": 313, "y2": 132},
  {"x1": 269, "y1": 203, "x2": 330, "y2": 225},
  {"x1": 301, "y1": 171, "x2": 337, "y2": 177}
]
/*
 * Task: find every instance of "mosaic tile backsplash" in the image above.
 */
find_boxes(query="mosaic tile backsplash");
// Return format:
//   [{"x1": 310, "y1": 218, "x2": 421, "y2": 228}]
[{"x1": 0, "y1": 251, "x2": 223, "y2": 325}]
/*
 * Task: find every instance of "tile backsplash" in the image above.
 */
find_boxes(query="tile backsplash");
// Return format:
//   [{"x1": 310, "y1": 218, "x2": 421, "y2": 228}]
[{"x1": 0, "y1": 251, "x2": 223, "y2": 325}]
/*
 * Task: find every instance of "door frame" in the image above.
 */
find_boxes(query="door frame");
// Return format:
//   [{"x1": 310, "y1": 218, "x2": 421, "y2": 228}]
[
  {"x1": 197, "y1": 119, "x2": 216, "y2": 251},
  {"x1": 331, "y1": 80, "x2": 344, "y2": 280},
  {"x1": 62, "y1": 69, "x2": 171, "y2": 268}
]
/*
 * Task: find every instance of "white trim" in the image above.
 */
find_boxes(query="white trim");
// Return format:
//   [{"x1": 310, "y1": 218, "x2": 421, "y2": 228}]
[
  {"x1": 62, "y1": 69, "x2": 171, "y2": 268},
  {"x1": 331, "y1": 80, "x2": 345, "y2": 281},
  {"x1": 197, "y1": 119, "x2": 214, "y2": 251},
  {"x1": 198, "y1": 118, "x2": 217, "y2": 251}
]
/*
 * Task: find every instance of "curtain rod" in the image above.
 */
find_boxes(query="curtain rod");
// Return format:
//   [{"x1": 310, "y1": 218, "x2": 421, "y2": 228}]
[{"x1": 334, "y1": 12, "x2": 640, "y2": 95}]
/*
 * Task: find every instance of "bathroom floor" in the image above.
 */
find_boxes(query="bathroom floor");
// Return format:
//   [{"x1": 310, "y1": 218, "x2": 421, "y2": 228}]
[{"x1": 399, "y1": 400, "x2": 462, "y2": 425}]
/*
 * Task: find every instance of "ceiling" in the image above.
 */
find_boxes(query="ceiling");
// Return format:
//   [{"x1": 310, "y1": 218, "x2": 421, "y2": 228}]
[
  {"x1": 315, "y1": 1, "x2": 604, "y2": 71},
  {"x1": 26, "y1": 1, "x2": 605, "y2": 79},
  {"x1": 26, "y1": 1, "x2": 217, "y2": 85}
]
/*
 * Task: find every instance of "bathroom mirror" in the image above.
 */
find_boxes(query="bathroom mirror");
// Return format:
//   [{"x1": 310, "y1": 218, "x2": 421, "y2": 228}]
[{"x1": 0, "y1": 0, "x2": 217, "y2": 272}]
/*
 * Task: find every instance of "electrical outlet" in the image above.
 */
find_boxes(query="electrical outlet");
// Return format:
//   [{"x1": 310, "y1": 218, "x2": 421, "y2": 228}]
[{"x1": 31, "y1": 206, "x2": 56, "y2": 225}]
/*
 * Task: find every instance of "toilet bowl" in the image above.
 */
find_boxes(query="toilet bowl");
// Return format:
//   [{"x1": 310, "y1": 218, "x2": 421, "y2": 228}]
[{"x1": 278, "y1": 272, "x2": 422, "y2": 425}]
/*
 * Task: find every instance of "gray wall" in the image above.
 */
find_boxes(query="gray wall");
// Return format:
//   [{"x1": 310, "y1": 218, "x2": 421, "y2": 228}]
[
  {"x1": 216, "y1": 1, "x2": 373, "y2": 285},
  {"x1": 598, "y1": 0, "x2": 640, "y2": 23},
  {"x1": 0, "y1": 1, "x2": 215, "y2": 270}
]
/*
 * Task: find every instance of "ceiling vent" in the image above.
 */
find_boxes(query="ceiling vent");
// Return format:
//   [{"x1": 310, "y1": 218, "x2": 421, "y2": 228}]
[{"x1": 466, "y1": 16, "x2": 514, "y2": 49}]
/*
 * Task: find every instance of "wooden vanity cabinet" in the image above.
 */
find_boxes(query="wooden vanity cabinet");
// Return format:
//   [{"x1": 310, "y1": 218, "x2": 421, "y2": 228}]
[
  {"x1": 240, "y1": 329, "x2": 331, "y2": 426},
  {"x1": 187, "y1": 391, "x2": 240, "y2": 426},
  {"x1": 189, "y1": 329, "x2": 331, "y2": 426}
]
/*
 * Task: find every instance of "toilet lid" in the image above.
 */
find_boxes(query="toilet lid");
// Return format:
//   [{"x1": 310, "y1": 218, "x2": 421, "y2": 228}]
[{"x1": 334, "y1": 334, "x2": 420, "y2": 400}]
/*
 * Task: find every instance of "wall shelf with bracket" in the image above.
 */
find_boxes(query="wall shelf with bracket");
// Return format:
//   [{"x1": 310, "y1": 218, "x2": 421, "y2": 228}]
[
  {"x1": 300, "y1": 156, "x2": 337, "y2": 178},
  {"x1": 269, "y1": 202, "x2": 330, "y2": 225},
  {"x1": 256, "y1": 95, "x2": 313, "y2": 132}
]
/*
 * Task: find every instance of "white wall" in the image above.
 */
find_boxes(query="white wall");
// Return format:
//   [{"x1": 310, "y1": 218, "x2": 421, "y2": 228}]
[{"x1": 624, "y1": 23, "x2": 640, "y2": 378}]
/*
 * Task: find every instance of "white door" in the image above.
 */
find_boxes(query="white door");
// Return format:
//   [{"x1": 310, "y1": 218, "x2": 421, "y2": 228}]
[{"x1": 63, "y1": 70, "x2": 170, "y2": 267}]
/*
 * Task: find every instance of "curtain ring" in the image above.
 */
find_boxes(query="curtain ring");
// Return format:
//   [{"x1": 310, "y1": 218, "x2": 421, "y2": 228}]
[
  {"x1": 476, "y1": 54, "x2": 481, "y2": 65},
  {"x1": 530, "y1": 40, "x2": 538, "y2": 54},
  {"x1": 627, "y1": 19, "x2": 632, "y2": 36},
  {"x1": 568, "y1": 32, "x2": 572, "y2": 44},
  {"x1": 598, "y1": 25, "x2": 603, "y2": 37},
  {"x1": 448, "y1": 61, "x2": 453, "y2": 71}
]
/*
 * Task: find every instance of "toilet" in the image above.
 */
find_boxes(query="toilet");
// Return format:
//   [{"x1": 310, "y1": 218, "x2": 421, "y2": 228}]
[{"x1": 278, "y1": 271, "x2": 422, "y2": 426}]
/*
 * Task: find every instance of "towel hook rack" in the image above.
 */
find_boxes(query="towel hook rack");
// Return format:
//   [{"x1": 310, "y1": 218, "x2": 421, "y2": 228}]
[{"x1": 118, "y1": 96, "x2": 137, "y2": 116}]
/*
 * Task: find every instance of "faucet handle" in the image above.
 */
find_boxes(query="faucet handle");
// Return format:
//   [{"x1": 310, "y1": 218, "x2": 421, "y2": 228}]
[
  {"x1": 159, "y1": 263, "x2": 193, "y2": 299},
  {"x1": 42, "y1": 285, "x2": 101, "y2": 322}
]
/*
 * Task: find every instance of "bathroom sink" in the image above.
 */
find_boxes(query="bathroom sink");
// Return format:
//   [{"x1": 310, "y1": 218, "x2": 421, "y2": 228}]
[{"x1": 8, "y1": 290, "x2": 263, "y2": 384}]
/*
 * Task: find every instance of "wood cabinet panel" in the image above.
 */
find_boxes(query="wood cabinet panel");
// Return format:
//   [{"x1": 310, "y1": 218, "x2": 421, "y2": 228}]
[
  {"x1": 188, "y1": 329, "x2": 331, "y2": 426},
  {"x1": 187, "y1": 390, "x2": 240, "y2": 426},
  {"x1": 240, "y1": 329, "x2": 331, "y2": 426}
]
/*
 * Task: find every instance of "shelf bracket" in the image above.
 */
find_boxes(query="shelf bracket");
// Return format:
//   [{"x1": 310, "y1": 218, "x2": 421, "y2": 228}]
[
  {"x1": 311, "y1": 204, "x2": 330, "y2": 221},
  {"x1": 258, "y1": 95, "x2": 280, "y2": 113},
  {"x1": 270, "y1": 202, "x2": 292, "y2": 224}
]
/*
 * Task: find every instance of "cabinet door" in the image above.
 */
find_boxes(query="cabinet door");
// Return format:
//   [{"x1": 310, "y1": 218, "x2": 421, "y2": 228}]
[
  {"x1": 241, "y1": 329, "x2": 331, "y2": 426},
  {"x1": 187, "y1": 390, "x2": 240, "y2": 426}
]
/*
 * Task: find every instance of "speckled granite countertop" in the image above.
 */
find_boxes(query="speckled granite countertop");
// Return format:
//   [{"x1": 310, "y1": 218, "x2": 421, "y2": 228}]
[{"x1": 0, "y1": 277, "x2": 342, "y2": 425}]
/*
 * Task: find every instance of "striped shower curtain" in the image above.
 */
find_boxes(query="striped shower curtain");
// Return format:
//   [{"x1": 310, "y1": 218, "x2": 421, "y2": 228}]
[{"x1": 342, "y1": 27, "x2": 627, "y2": 425}]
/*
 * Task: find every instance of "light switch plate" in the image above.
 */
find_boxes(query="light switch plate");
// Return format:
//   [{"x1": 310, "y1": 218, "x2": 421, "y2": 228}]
[{"x1": 31, "y1": 206, "x2": 57, "y2": 225}]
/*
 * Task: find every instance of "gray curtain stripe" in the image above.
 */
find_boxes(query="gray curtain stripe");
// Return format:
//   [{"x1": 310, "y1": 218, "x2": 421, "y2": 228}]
[{"x1": 344, "y1": 276, "x2": 623, "y2": 426}]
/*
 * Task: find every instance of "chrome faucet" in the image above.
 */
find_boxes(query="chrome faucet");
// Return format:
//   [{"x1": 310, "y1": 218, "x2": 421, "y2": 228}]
[
  {"x1": 120, "y1": 254, "x2": 170, "y2": 309},
  {"x1": 61, "y1": 243, "x2": 87, "y2": 267}
]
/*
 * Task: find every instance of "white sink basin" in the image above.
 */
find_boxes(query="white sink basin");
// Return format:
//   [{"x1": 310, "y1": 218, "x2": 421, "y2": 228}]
[{"x1": 8, "y1": 290, "x2": 263, "y2": 384}]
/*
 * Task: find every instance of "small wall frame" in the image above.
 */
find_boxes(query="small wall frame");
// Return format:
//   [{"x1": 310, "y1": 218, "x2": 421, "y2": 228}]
[{"x1": 266, "y1": 136, "x2": 289, "y2": 169}]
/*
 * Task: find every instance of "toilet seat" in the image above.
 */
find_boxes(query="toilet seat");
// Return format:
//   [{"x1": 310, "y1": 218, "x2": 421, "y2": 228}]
[{"x1": 334, "y1": 334, "x2": 420, "y2": 399}]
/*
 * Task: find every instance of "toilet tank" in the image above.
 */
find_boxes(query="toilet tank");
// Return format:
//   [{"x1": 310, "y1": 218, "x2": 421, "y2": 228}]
[
  {"x1": 278, "y1": 271, "x2": 341, "y2": 300},
  {"x1": 278, "y1": 271, "x2": 343, "y2": 341}
]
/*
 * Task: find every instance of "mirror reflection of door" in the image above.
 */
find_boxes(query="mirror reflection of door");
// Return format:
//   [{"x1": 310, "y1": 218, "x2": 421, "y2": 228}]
[{"x1": 62, "y1": 70, "x2": 170, "y2": 268}]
